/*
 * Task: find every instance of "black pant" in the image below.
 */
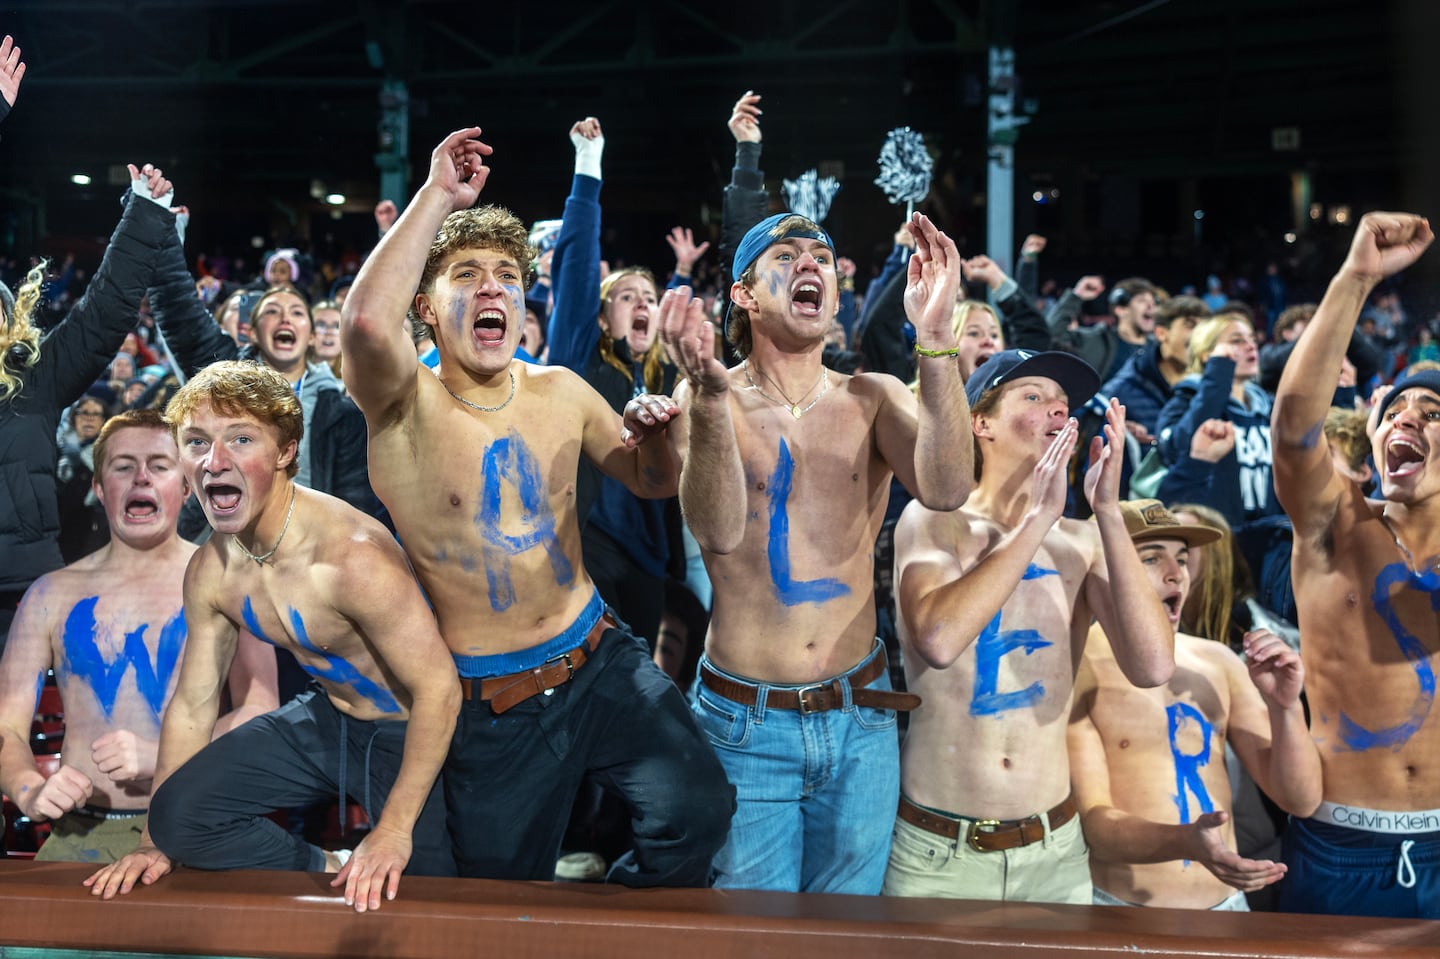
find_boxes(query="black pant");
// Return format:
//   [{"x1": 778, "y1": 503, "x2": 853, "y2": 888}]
[
  {"x1": 583, "y1": 525, "x2": 664, "y2": 644},
  {"x1": 445, "y1": 624, "x2": 734, "y2": 885},
  {"x1": 151, "y1": 690, "x2": 454, "y2": 875}
]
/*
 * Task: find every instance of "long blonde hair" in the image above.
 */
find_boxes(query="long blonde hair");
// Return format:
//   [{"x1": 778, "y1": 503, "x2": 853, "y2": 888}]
[
  {"x1": 0, "y1": 261, "x2": 50, "y2": 404},
  {"x1": 598, "y1": 267, "x2": 667, "y2": 394},
  {"x1": 1171, "y1": 502, "x2": 1237, "y2": 646}
]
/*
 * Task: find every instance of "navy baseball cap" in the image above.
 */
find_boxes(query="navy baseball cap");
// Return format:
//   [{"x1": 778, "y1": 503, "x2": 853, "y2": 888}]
[
  {"x1": 1378, "y1": 368, "x2": 1440, "y2": 422},
  {"x1": 964, "y1": 349, "x2": 1100, "y2": 412}
]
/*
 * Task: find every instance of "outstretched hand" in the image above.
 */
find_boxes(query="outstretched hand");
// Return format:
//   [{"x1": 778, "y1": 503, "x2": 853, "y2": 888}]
[
  {"x1": 659, "y1": 287, "x2": 728, "y2": 396},
  {"x1": 1243, "y1": 629, "x2": 1305, "y2": 709},
  {"x1": 1188, "y1": 810, "x2": 1288, "y2": 892},
  {"x1": 666, "y1": 227, "x2": 710, "y2": 275},
  {"x1": 0, "y1": 35, "x2": 25, "y2": 109},
  {"x1": 728, "y1": 91, "x2": 762, "y2": 143},
  {"x1": 424, "y1": 128, "x2": 493, "y2": 212},
  {"x1": 903, "y1": 212, "x2": 963, "y2": 347},
  {"x1": 1341, "y1": 212, "x2": 1433, "y2": 285}
]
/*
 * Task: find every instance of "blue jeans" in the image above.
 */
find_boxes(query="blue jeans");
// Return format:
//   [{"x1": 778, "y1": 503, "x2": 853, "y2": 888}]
[{"x1": 690, "y1": 640, "x2": 899, "y2": 893}]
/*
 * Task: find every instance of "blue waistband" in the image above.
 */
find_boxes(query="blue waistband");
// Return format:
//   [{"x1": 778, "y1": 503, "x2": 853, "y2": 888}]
[{"x1": 452, "y1": 590, "x2": 605, "y2": 679}]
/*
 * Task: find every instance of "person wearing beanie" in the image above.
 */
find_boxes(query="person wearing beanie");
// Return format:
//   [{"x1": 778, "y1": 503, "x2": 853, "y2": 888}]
[
  {"x1": 1068, "y1": 499, "x2": 1320, "y2": 911},
  {"x1": 882, "y1": 351, "x2": 1173, "y2": 904},
  {"x1": 656, "y1": 89, "x2": 971, "y2": 896},
  {"x1": 1272, "y1": 211, "x2": 1440, "y2": 919},
  {"x1": 263, "y1": 248, "x2": 301, "y2": 290}
]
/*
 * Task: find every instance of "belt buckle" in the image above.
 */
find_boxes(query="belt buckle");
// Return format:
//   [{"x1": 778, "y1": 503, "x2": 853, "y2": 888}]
[
  {"x1": 966, "y1": 819, "x2": 1002, "y2": 852},
  {"x1": 545, "y1": 650, "x2": 576, "y2": 679},
  {"x1": 794, "y1": 683, "x2": 827, "y2": 714}
]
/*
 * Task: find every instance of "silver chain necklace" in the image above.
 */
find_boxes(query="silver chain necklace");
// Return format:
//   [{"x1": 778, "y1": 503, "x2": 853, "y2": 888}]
[
  {"x1": 442, "y1": 368, "x2": 516, "y2": 413},
  {"x1": 742, "y1": 360, "x2": 828, "y2": 419},
  {"x1": 233, "y1": 486, "x2": 296, "y2": 566}
]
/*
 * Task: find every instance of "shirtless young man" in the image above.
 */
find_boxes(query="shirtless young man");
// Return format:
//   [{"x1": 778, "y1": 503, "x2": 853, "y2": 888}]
[
  {"x1": 659, "y1": 209, "x2": 970, "y2": 894},
  {"x1": 883, "y1": 349, "x2": 1174, "y2": 903},
  {"x1": 85, "y1": 362, "x2": 460, "y2": 913},
  {"x1": 0, "y1": 410, "x2": 276, "y2": 863},
  {"x1": 341, "y1": 128, "x2": 732, "y2": 886},
  {"x1": 1272, "y1": 211, "x2": 1440, "y2": 918},
  {"x1": 1068, "y1": 499, "x2": 1322, "y2": 911}
]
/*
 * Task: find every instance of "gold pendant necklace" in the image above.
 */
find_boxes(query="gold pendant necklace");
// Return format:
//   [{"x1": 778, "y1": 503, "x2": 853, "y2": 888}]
[{"x1": 742, "y1": 360, "x2": 828, "y2": 419}]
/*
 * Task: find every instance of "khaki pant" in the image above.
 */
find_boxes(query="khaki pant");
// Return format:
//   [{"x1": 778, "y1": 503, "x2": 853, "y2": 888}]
[
  {"x1": 882, "y1": 810, "x2": 1091, "y2": 903},
  {"x1": 35, "y1": 809, "x2": 147, "y2": 864}
]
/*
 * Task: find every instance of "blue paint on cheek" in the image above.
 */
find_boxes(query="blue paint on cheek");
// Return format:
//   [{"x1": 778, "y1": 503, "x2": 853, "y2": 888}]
[
  {"x1": 767, "y1": 270, "x2": 783, "y2": 296},
  {"x1": 449, "y1": 296, "x2": 468, "y2": 338},
  {"x1": 766, "y1": 439, "x2": 850, "y2": 607},
  {"x1": 1339, "y1": 561, "x2": 1439, "y2": 751},
  {"x1": 61, "y1": 597, "x2": 186, "y2": 722},
  {"x1": 1167, "y1": 701, "x2": 1215, "y2": 827},
  {"x1": 969, "y1": 609, "x2": 1053, "y2": 716},
  {"x1": 475, "y1": 431, "x2": 574, "y2": 612},
  {"x1": 288, "y1": 608, "x2": 401, "y2": 715},
  {"x1": 502, "y1": 284, "x2": 523, "y2": 315}
]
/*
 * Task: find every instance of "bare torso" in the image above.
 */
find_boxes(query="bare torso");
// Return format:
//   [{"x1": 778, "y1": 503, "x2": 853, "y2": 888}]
[
  {"x1": 365, "y1": 362, "x2": 597, "y2": 654},
  {"x1": 900, "y1": 510, "x2": 1099, "y2": 820},
  {"x1": 702, "y1": 370, "x2": 897, "y2": 682},
  {"x1": 1081, "y1": 630, "x2": 1242, "y2": 908},
  {"x1": 1294, "y1": 496, "x2": 1440, "y2": 809},
  {"x1": 43, "y1": 543, "x2": 194, "y2": 807},
  {"x1": 196, "y1": 490, "x2": 417, "y2": 722}
]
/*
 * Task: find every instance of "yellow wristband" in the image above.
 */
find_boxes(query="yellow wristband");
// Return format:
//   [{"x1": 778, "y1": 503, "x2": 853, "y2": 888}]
[{"x1": 913, "y1": 344, "x2": 960, "y2": 357}]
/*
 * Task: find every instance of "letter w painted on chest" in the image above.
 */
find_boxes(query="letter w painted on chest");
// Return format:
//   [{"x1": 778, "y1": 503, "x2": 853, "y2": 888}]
[
  {"x1": 765, "y1": 438, "x2": 850, "y2": 607},
  {"x1": 475, "y1": 431, "x2": 574, "y2": 612},
  {"x1": 970, "y1": 564, "x2": 1057, "y2": 716},
  {"x1": 61, "y1": 596, "x2": 185, "y2": 722}
]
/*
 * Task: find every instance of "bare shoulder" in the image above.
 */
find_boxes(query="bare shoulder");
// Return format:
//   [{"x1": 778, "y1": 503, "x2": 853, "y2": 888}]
[
  {"x1": 847, "y1": 370, "x2": 903, "y2": 406},
  {"x1": 896, "y1": 498, "x2": 987, "y2": 560}
]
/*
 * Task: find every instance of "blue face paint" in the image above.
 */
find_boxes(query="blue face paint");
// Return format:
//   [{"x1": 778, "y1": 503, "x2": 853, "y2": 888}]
[
  {"x1": 449, "y1": 295, "x2": 468, "y2": 340},
  {"x1": 766, "y1": 268, "x2": 784, "y2": 297},
  {"x1": 1338, "y1": 561, "x2": 1439, "y2": 751},
  {"x1": 476, "y1": 430, "x2": 574, "y2": 612},
  {"x1": 61, "y1": 596, "x2": 186, "y2": 722},
  {"x1": 1167, "y1": 701, "x2": 1215, "y2": 825},
  {"x1": 970, "y1": 609, "x2": 1053, "y2": 716},
  {"x1": 288, "y1": 608, "x2": 401, "y2": 714},
  {"x1": 766, "y1": 439, "x2": 850, "y2": 607}
]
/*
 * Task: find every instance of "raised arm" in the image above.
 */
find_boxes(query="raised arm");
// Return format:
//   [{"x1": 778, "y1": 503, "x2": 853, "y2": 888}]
[
  {"x1": 0, "y1": 34, "x2": 26, "y2": 124},
  {"x1": 896, "y1": 421, "x2": 1075, "y2": 669},
  {"x1": 328, "y1": 537, "x2": 460, "y2": 913},
  {"x1": 1273, "y1": 212, "x2": 1433, "y2": 527},
  {"x1": 660, "y1": 288, "x2": 746, "y2": 553},
  {"x1": 1083, "y1": 400, "x2": 1175, "y2": 687},
  {"x1": 879, "y1": 212, "x2": 970, "y2": 511},
  {"x1": 573, "y1": 366, "x2": 681, "y2": 500},
  {"x1": 147, "y1": 206, "x2": 239, "y2": 377},
  {"x1": 545, "y1": 118, "x2": 606, "y2": 372},
  {"x1": 1230, "y1": 629, "x2": 1322, "y2": 818},
  {"x1": 343, "y1": 128, "x2": 493, "y2": 421},
  {"x1": 719, "y1": 91, "x2": 768, "y2": 278}
]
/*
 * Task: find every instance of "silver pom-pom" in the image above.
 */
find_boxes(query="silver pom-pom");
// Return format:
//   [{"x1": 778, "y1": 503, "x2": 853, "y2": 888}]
[
  {"x1": 782, "y1": 169, "x2": 841, "y2": 225},
  {"x1": 874, "y1": 127, "x2": 933, "y2": 206}
]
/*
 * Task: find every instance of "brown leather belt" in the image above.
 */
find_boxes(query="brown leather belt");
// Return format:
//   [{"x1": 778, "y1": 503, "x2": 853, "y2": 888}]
[
  {"x1": 459, "y1": 612, "x2": 618, "y2": 714},
  {"x1": 699, "y1": 654, "x2": 921, "y2": 713},
  {"x1": 897, "y1": 793, "x2": 1078, "y2": 852}
]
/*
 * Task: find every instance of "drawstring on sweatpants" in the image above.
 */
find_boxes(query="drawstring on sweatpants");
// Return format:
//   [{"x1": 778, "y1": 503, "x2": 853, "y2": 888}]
[
  {"x1": 1397, "y1": 839, "x2": 1417, "y2": 889},
  {"x1": 336, "y1": 714, "x2": 384, "y2": 831}
]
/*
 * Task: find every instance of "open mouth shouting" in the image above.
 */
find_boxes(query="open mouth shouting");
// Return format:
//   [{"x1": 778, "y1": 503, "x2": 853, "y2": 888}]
[
  {"x1": 1387, "y1": 436, "x2": 1426, "y2": 481},
  {"x1": 474, "y1": 308, "x2": 508, "y2": 347},
  {"x1": 204, "y1": 482, "x2": 244, "y2": 518},
  {"x1": 272, "y1": 328, "x2": 298, "y2": 349},
  {"x1": 1160, "y1": 589, "x2": 1184, "y2": 626},
  {"x1": 791, "y1": 279, "x2": 824, "y2": 316},
  {"x1": 123, "y1": 492, "x2": 161, "y2": 523}
]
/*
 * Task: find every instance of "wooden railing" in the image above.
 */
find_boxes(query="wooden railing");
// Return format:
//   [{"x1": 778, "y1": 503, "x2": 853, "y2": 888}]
[{"x1": 2, "y1": 860, "x2": 1438, "y2": 958}]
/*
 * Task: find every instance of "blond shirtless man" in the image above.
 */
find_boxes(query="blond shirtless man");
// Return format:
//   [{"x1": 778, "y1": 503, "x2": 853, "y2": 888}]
[
  {"x1": 341, "y1": 128, "x2": 732, "y2": 885},
  {"x1": 883, "y1": 350, "x2": 1174, "y2": 902},
  {"x1": 85, "y1": 362, "x2": 459, "y2": 913},
  {"x1": 1069, "y1": 499, "x2": 1321, "y2": 911},
  {"x1": 0, "y1": 410, "x2": 276, "y2": 863},
  {"x1": 659, "y1": 201, "x2": 969, "y2": 893},
  {"x1": 1272, "y1": 211, "x2": 1440, "y2": 918}
]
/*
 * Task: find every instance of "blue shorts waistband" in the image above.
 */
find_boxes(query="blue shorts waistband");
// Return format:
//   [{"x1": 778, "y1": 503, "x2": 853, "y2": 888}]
[{"x1": 452, "y1": 590, "x2": 605, "y2": 679}]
